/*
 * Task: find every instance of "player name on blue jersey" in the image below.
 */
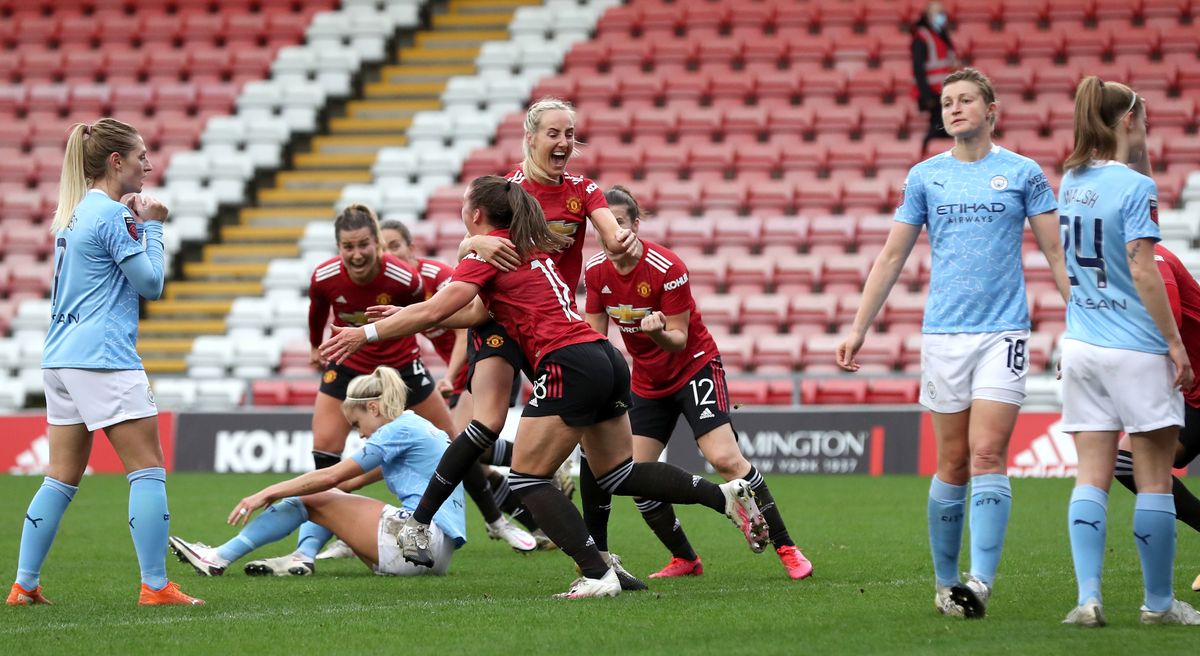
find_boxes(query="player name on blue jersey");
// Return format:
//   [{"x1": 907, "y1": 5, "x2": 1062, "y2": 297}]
[{"x1": 1060, "y1": 161, "x2": 1165, "y2": 353}]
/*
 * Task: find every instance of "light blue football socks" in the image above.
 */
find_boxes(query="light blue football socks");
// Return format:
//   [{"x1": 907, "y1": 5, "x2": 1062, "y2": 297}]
[
  {"x1": 1068, "y1": 484, "x2": 1108, "y2": 606},
  {"x1": 215, "y1": 497, "x2": 309, "y2": 564},
  {"x1": 1134, "y1": 492, "x2": 1176, "y2": 613},
  {"x1": 928, "y1": 476, "x2": 967, "y2": 587},
  {"x1": 15, "y1": 477, "x2": 78, "y2": 590},
  {"x1": 295, "y1": 521, "x2": 334, "y2": 560},
  {"x1": 968, "y1": 474, "x2": 1012, "y2": 586},
  {"x1": 127, "y1": 467, "x2": 169, "y2": 591}
]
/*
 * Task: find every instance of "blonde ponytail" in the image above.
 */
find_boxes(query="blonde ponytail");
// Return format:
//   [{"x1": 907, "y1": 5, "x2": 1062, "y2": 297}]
[
  {"x1": 342, "y1": 366, "x2": 408, "y2": 420},
  {"x1": 1064, "y1": 76, "x2": 1142, "y2": 173},
  {"x1": 51, "y1": 118, "x2": 142, "y2": 234}
]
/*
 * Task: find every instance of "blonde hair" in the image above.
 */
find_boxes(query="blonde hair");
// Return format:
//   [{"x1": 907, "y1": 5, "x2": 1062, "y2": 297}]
[
  {"x1": 342, "y1": 366, "x2": 408, "y2": 420},
  {"x1": 942, "y1": 68, "x2": 998, "y2": 132},
  {"x1": 1064, "y1": 76, "x2": 1144, "y2": 172},
  {"x1": 522, "y1": 97, "x2": 577, "y2": 185},
  {"x1": 53, "y1": 118, "x2": 142, "y2": 234}
]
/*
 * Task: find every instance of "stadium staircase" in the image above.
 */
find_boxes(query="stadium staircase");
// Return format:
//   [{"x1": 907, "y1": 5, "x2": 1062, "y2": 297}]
[{"x1": 139, "y1": 0, "x2": 535, "y2": 378}]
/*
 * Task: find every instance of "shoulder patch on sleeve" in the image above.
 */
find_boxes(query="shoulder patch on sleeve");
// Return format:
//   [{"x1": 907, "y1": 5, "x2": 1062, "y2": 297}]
[{"x1": 123, "y1": 211, "x2": 139, "y2": 241}]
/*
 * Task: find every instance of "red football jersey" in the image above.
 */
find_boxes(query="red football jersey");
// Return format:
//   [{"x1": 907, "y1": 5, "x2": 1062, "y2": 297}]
[
  {"x1": 584, "y1": 239, "x2": 720, "y2": 398},
  {"x1": 506, "y1": 166, "x2": 606, "y2": 290},
  {"x1": 308, "y1": 253, "x2": 425, "y2": 374},
  {"x1": 452, "y1": 229, "x2": 604, "y2": 370},
  {"x1": 1155, "y1": 244, "x2": 1200, "y2": 407},
  {"x1": 416, "y1": 257, "x2": 457, "y2": 364}
]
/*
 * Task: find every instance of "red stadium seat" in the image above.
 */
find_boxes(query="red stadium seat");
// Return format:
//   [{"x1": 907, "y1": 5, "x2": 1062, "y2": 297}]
[
  {"x1": 714, "y1": 218, "x2": 763, "y2": 250},
  {"x1": 763, "y1": 379, "x2": 794, "y2": 405},
  {"x1": 788, "y1": 293, "x2": 837, "y2": 328},
  {"x1": 853, "y1": 333, "x2": 904, "y2": 370},
  {"x1": 696, "y1": 293, "x2": 741, "y2": 327},
  {"x1": 755, "y1": 334, "x2": 804, "y2": 370},
  {"x1": 726, "y1": 379, "x2": 770, "y2": 406},
  {"x1": 801, "y1": 378, "x2": 867, "y2": 405},
  {"x1": 251, "y1": 380, "x2": 289, "y2": 406},
  {"x1": 866, "y1": 379, "x2": 920, "y2": 404},
  {"x1": 742, "y1": 293, "x2": 788, "y2": 327},
  {"x1": 714, "y1": 334, "x2": 754, "y2": 370},
  {"x1": 26, "y1": 85, "x2": 69, "y2": 115},
  {"x1": 287, "y1": 380, "x2": 320, "y2": 407}
]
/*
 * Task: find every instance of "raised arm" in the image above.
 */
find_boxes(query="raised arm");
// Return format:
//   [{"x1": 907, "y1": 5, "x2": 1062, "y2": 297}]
[{"x1": 319, "y1": 281, "x2": 481, "y2": 365}]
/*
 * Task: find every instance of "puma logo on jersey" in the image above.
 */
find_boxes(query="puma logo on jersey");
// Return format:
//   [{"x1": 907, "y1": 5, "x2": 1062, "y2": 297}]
[
  {"x1": 931, "y1": 180, "x2": 945, "y2": 189},
  {"x1": 698, "y1": 408, "x2": 715, "y2": 420},
  {"x1": 601, "y1": 286, "x2": 612, "y2": 294}
]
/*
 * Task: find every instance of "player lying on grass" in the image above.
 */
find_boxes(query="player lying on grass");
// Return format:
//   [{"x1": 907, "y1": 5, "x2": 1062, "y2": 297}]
[{"x1": 168, "y1": 366, "x2": 466, "y2": 577}]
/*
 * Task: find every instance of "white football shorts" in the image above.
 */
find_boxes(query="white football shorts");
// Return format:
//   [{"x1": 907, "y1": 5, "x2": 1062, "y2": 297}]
[
  {"x1": 374, "y1": 505, "x2": 453, "y2": 576},
  {"x1": 43, "y1": 368, "x2": 158, "y2": 432},
  {"x1": 919, "y1": 329, "x2": 1031, "y2": 413},
  {"x1": 1059, "y1": 338, "x2": 1184, "y2": 434}
]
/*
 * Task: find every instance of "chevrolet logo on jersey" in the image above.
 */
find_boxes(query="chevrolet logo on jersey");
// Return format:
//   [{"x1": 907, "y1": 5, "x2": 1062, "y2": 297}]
[
  {"x1": 607, "y1": 304, "x2": 652, "y2": 324},
  {"x1": 337, "y1": 311, "x2": 368, "y2": 327},
  {"x1": 547, "y1": 220, "x2": 579, "y2": 237}
]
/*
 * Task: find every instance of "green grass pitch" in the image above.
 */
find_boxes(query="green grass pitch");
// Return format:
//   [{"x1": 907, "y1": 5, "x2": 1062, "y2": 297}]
[{"x1": 2, "y1": 474, "x2": 1199, "y2": 654}]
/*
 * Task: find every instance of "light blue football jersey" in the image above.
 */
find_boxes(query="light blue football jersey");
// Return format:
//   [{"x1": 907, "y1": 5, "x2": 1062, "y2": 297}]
[
  {"x1": 43, "y1": 190, "x2": 158, "y2": 370},
  {"x1": 1060, "y1": 161, "x2": 1165, "y2": 353},
  {"x1": 350, "y1": 411, "x2": 467, "y2": 548},
  {"x1": 895, "y1": 145, "x2": 1057, "y2": 333}
]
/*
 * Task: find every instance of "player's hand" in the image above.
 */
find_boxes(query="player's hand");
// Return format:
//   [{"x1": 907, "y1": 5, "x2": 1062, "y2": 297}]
[
  {"x1": 1169, "y1": 341, "x2": 1194, "y2": 391},
  {"x1": 320, "y1": 325, "x2": 367, "y2": 365},
  {"x1": 309, "y1": 346, "x2": 325, "y2": 370},
  {"x1": 127, "y1": 194, "x2": 169, "y2": 222},
  {"x1": 120, "y1": 193, "x2": 144, "y2": 223},
  {"x1": 639, "y1": 310, "x2": 666, "y2": 334},
  {"x1": 835, "y1": 332, "x2": 864, "y2": 372},
  {"x1": 612, "y1": 228, "x2": 637, "y2": 256},
  {"x1": 365, "y1": 305, "x2": 399, "y2": 322},
  {"x1": 228, "y1": 492, "x2": 270, "y2": 526},
  {"x1": 436, "y1": 377, "x2": 454, "y2": 399},
  {"x1": 471, "y1": 235, "x2": 521, "y2": 272}
]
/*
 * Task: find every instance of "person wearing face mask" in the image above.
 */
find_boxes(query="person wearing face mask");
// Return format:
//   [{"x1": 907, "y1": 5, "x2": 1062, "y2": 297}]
[
  {"x1": 837, "y1": 68, "x2": 1070, "y2": 619},
  {"x1": 912, "y1": 1, "x2": 957, "y2": 156},
  {"x1": 1057, "y1": 77, "x2": 1200, "y2": 627}
]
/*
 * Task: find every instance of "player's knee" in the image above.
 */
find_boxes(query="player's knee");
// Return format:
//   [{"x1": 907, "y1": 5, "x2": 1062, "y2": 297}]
[
  {"x1": 710, "y1": 453, "x2": 749, "y2": 480},
  {"x1": 970, "y1": 443, "x2": 1007, "y2": 474}
]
